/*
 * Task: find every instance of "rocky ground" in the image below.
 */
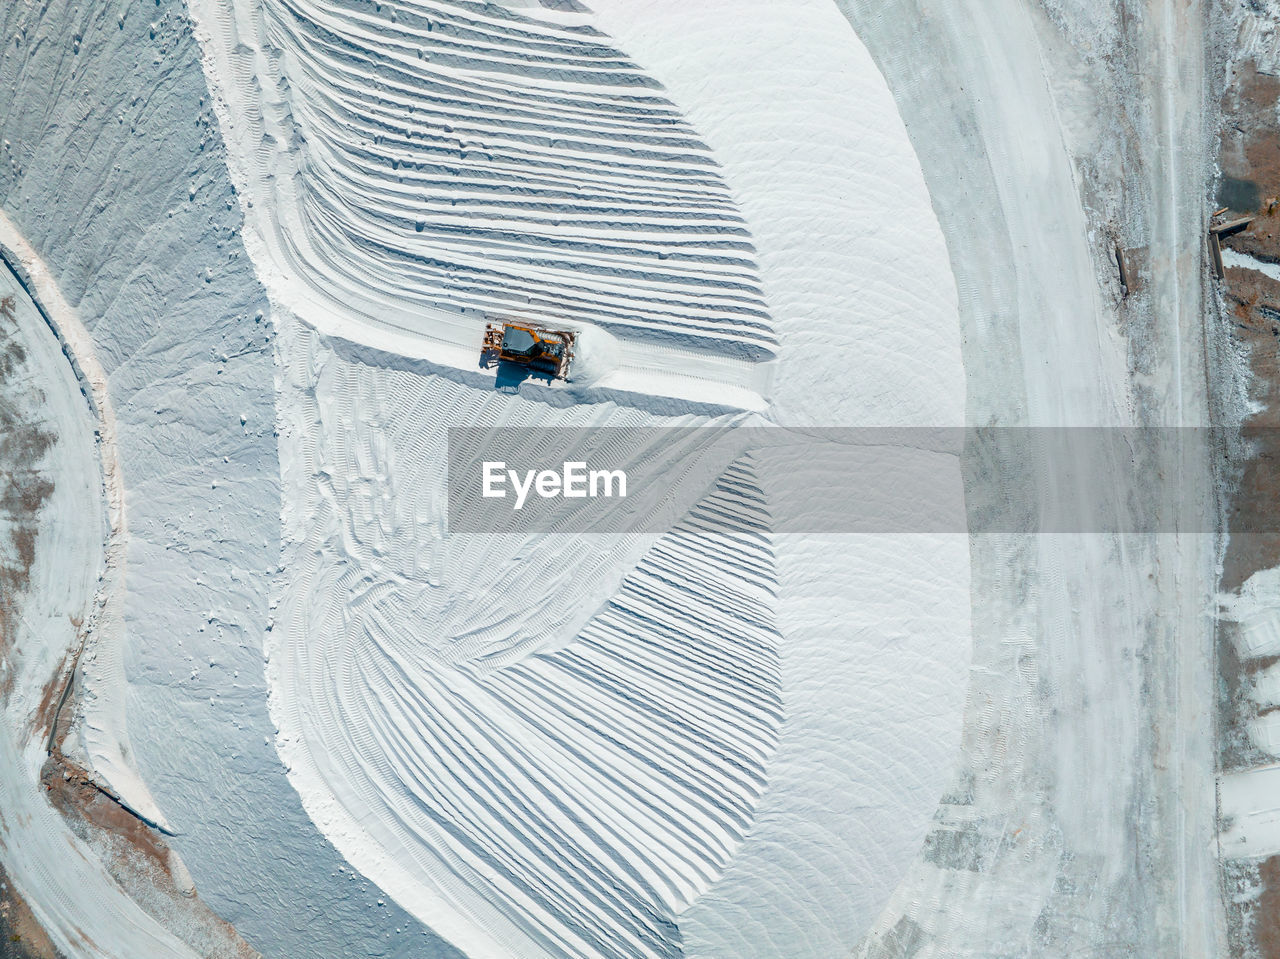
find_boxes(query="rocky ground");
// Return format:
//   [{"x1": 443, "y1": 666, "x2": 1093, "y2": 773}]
[{"x1": 1213, "y1": 14, "x2": 1280, "y2": 956}]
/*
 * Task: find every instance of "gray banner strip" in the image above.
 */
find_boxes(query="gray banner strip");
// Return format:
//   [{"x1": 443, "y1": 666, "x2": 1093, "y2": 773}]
[{"x1": 446, "y1": 427, "x2": 1246, "y2": 534}]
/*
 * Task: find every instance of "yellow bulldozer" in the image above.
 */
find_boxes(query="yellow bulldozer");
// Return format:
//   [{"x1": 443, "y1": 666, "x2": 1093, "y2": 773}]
[{"x1": 482, "y1": 321, "x2": 576, "y2": 380}]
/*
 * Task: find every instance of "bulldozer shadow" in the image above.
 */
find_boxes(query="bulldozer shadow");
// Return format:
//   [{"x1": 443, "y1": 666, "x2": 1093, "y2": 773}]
[{"x1": 487, "y1": 356, "x2": 558, "y2": 391}]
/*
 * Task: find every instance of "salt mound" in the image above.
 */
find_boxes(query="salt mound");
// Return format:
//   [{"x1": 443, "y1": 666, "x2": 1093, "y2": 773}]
[
  {"x1": 194, "y1": 0, "x2": 776, "y2": 383},
  {"x1": 190, "y1": 0, "x2": 972, "y2": 956},
  {"x1": 565, "y1": 323, "x2": 621, "y2": 387}
]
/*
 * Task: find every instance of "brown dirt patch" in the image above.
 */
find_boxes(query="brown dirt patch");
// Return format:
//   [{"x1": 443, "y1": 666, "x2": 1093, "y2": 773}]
[
  {"x1": 0, "y1": 291, "x2": 56, "y2": 667},
  {"x1": 0, "y1": 860, "x2": 63, "y2": 959},
  {"x1": 25, "y1": 641, "x2": 76, "y2": 753},
  {"x1": 1219, "y1": 63, "x2": 1280, "y2": 210},
  {"x1": 36, "y1": 749, "x2": 259, "y2": 959},
  {"x1": 41, "y1": 756, "x2": 172, "y2": 875},
  {"x1": 1220, "y1": 65, "x2": 1280, "y2": 266},
  {"x1": 1252, "y1": 855, "x2": 1280, "y2": 959},
  {"x1": 1219, "y1": 267, "x2": 1280, "y2": 590},
  {"x1": 1214, "y1": 50, "x2": 1280, "y2": 959}
]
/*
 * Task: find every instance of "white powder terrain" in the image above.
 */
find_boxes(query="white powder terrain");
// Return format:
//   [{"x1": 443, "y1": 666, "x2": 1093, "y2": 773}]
[
  {"x1": 191, "y1": 0, "x2": 972, "y2": 956},
  {"x1": 834, "y1": 0, "x2": 1226, "y2": 954},
  {"x1": 0, "y1": 0, "x2": 1244, "y2": 957},
  {"x1": 196, "y1": 0, "x2": 776, "y2": 408},
  {"x1": 0, "y1": 219, "x2": 205, "y2": 956}
]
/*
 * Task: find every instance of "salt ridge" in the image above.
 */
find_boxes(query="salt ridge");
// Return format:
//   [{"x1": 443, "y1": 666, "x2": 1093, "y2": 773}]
[{"x1": 192, "y1": 0, "x2": 777, "y2": 406}]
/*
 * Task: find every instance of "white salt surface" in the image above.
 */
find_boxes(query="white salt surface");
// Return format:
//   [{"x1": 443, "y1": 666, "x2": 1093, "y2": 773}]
[
  {"x1": 584, "y1": 0, "x2": 964, "y2": 429},
  {"x1": 1223, "y1": 247, "x2": 1280, "y2": 285},
  {"x1": 826, "y1": 0, "x2": 1225, "y2": 952},
  {"x1": 0, "y1": 234, "x2": 194, "y2": 958},
  {"x1": 1220, "y1": 763, "x2": 1280, "y2": 859},
  {"x1": 1221, "y1": 566, "x2": 1280, "y2": 660},
  {"x1": 191, "y1": 0, "x2": 971, "y2": 955},
  {"x1": 0, "y1": 0, "x2": 1227, "y2": 954},
  {"x1": 194, "y1": 0, "x2": 774, "y2": 409},
  {"x1": 0, "y1": 210, "x2": 171, "y2": 832}
]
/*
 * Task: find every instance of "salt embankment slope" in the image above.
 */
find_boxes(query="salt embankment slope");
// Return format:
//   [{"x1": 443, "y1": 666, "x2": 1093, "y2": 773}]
[
  {"x1": 273, "y1": 347, "x2": 788, "y2": 956},
  {"x1": 0, "y1": 210, "x2": 173, "y2": 836},
  {"x1": 834, "y1": 0, "x2": 1224, "y2": 954},
  {"x1": 0, "y1": 246, "x2": 195, "y2": 958},
  {"x1": 193, "y1": 0, "x2": 973, "y2": 956},
  {"x1": 0, "y1": 2, "x2": 442, "y2": 954}
]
